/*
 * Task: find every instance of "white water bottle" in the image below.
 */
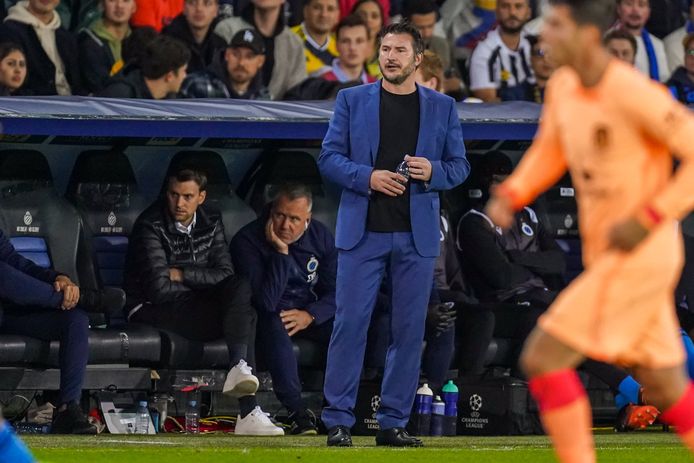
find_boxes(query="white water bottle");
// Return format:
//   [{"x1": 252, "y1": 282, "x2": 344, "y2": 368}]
[
  {"x1": 135, "y1": 401, "x2": 149, "y2": 434},
  {"x1": 185, "y1": 400, "x2": 200, "y2": 434}
]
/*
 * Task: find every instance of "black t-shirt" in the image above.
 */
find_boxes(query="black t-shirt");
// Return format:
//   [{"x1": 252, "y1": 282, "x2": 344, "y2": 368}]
[{"x1": 366, "y1": 86, "x2": 420, "y2": 232}]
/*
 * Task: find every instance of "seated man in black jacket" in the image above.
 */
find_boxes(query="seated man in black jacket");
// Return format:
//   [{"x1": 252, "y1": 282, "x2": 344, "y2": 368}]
[
  {"x1": 230, "y1": 183, "x2": 335, "y2": 435},
  {"x1": 457, "y1": 150, "x2": 660, "y2": 431},
  {"x1": 124, "y1": 168, "x2": 283, "y2": 436}
]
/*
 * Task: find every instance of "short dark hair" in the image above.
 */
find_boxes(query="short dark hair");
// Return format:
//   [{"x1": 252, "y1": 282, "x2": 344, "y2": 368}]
[
  {"x1": 549, "y1": 0, "x2": 616, "y2": 34},
  {"x1": 603, "y1": 29, "x2": 637, "y2": 54},
  {"x1": 336, "y1": 14, "x2": 369, "y2": 40},
  {"x1": 122, "y1": 26, "x2": 158, "y2": 67},
  {"x1": 141, "y1": 35, "x2": 191, "y2": 80},
  {"x1": 377, "y1": 21, "x2": 425, "y2": 56},
  {"x1": 403, "y1": 0, "x2": 438, "y2": 19},
  {"x1": 272, "y1": 183, "x2": 313, "y2": 211},
  {"x1": 0, "y1": 42, "x2": 24, "y2": 62},
  {"x1": 169, "y1": 169, "x2": 208, "y2": 191}
]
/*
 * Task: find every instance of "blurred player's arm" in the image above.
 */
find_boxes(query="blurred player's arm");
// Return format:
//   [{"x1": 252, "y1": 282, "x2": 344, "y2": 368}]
[
  {"x1": 486, "y1": 80, "x2": 568, "y2": 228},
  {"x1": 633, "y1": 88, "x2": 694, "y2": 225}
]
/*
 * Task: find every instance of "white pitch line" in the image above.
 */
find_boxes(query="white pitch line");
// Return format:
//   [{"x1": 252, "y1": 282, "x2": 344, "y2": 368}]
[{"x1": 97, "y1": 440, "x2": 181, "y2": 445}]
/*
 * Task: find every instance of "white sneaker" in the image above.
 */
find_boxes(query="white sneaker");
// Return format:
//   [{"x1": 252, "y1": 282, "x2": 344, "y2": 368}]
[
  {"x1": 235, "y1": 406, "x2": 285, "y2": 436},
  {"x1": 223, "y1": 360, "x2": 259, "y2": 397}
]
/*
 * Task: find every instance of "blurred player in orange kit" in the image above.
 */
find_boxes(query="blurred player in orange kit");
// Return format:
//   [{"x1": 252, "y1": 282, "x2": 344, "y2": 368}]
[{"x1": 485, "y1": 1, "x2": 694, "y2": 462}]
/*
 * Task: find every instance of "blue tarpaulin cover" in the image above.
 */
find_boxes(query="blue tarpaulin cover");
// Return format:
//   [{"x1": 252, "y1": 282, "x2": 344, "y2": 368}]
[{"x1": 0, "y1": 97, "x2": 541, "y2": 140}]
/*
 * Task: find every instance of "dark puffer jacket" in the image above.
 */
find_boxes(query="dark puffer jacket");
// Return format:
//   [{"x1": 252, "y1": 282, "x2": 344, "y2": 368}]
[{"x1": 124, "y1": 201, "x2": 234, "y2": 308}]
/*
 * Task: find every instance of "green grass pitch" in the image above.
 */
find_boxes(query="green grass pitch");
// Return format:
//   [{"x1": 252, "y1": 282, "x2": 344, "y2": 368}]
[{"x1": 22, "y1": 431, "x2": 694, "y2": 463}]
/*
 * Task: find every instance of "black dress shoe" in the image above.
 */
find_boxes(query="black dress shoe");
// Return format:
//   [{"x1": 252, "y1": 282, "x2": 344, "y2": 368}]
[
  {"x1": 327, "y1": 425, "x2": 353, "y2": 447},
  {"x1": 52, "y1": 402, "x2": 98, "y2": 435},
  {"x1": 375, "y1": 427, "x2": 423, "y2": 447}
]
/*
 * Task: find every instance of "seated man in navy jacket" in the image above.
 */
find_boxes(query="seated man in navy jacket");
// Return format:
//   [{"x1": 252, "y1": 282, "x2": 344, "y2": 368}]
[
  {"x1": 0, "y1": 230, "x2": 123, "y2": 434},
  {"x1": 230, "y1": 183, "x2": 336, "y2": 436}
]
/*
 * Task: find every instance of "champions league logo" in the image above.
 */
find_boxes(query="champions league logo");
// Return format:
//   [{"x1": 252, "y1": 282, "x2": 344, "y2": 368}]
[
  {"x1": 371, "y1": 395, "x2": 381, "y2": 414},
  {"x1": 470, "y1": 394, "x2": 483, "y2": 412}
]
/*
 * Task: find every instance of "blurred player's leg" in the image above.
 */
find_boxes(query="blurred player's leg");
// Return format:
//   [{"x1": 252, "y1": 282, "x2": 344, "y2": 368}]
[
  {"x1": 0, "y1": 419, "x2": 34, "y2": 463},
  {"x1": 636, "y1": 366, "x2": 694, "y2": 453},
  {"x1": 521, "y1": 328, "x2": 595, "y2": 463}
]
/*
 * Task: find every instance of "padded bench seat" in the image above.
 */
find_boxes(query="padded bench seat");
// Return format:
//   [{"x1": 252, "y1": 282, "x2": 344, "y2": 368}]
[
  {"x1": 0, "y1": 325, "x2": 161, "y2": 368},
  {"x1": 158, "y1": 330, "x2": 327, "y2": 369}
]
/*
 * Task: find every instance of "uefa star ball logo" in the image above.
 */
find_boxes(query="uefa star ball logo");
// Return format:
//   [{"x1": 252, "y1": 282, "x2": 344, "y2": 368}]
[
  {"x1": 470, "y1": 394, "x2": 483, "y2": 412},
  {"x1": 371, "y1": 395, "x2": 381, "y2": 413}
]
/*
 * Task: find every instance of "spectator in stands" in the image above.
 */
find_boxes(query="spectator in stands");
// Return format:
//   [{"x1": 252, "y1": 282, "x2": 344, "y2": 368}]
[
  {"x1": 98, "y1": 35, "x2": 190, "y2": 98},
  {"x1": 180, "y1": 28, "x2": 270, "y2": 98},
  {"x1": 351, "y1": 0, "x2": 384, "y2": 78},
  {"x1": 214, "y1": 0, "x2": 308, "y2": 100},
  {"x1": 0, "y1": 229, "x2": 124, "y2": 434},
  {"x1": 0, "y1": 0, "x2": 84, "y2": 95},
  {"x1": 340, "y1": 0, "x2": 388, "y2": 21},
  {"x1": 0, "y1": 42, "x2": 26, "y2": 95},
  {"x1": 320, "y1": 14, "x2": 375, "y2": 83},
  {"x1": 414, "y1": 48, "x2": 442, "y2": 91},
  {"x1": 526, "y1": 34, "x2": 551, "y2": 103},
  {"x1": 403, "y1": 0, "x2": 451, "y2": 70},
  {"x1": 458, "y1": 151, "x2": 661, "y2": 431},
  {"x1": 291, "y1": 0, "x2": 340, "y2": 77},
  {"x1": 119, "y1": 25, "x2": 158, "y2": 72},
  {"x1": 124, "y1": 168, "x2": 283, "y2": 436},
  {"x1": 162, "y1": 0, "x2": 226, "y2": 74},
  {"x1": 604, "y1": 29, "x2": 638, "y2": 65},
  {"x1": 230, "y1": 184, "x2": 336, "y2": 436},
  {"x1": 664, "y1": 1, "x2": 694, "y2": 74},
  {"x1": 131, "y1": 0, "x2": 183, "y2": 32},
  {"x1": 78, "y1": 0, "x2": 137, "y2": 94},
  {"x1": 438, "y1": 0, "x2": 497, "y2": 67},
  {"x1": 468, "y1": 0, "x2": 535, "y2": 102},
  {"x1": 667, "y1": 32, "x2": 694, "y2": 104},
  {"x1": 615, "y1": 0, "x2": 669, "y2": 81}
]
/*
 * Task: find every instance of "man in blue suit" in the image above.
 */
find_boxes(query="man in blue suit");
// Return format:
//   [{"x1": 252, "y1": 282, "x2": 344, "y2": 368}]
[{"x1": 318, "y1": 21, "x2": 469, "y2": 447}]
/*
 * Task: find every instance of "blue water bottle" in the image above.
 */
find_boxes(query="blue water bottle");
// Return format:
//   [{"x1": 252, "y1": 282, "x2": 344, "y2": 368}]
[
  {"x1": 412, "y1": 383, "x2": 433, "y2": 436},
  {"x1": 442, "y1": 380, "x2": 459, "y2": 436},
  {"x1": 430, "y1": 396, "x2": 445, "y2": 436}
]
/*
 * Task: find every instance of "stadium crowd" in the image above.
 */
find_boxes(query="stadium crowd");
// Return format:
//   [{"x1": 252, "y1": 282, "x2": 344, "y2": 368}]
[
  {"x1": 1, "y1": 0, "x2": 694, "y2": 442},
  {"x1": 0, "y1": 0, "x2": 689, "y2": 102}
]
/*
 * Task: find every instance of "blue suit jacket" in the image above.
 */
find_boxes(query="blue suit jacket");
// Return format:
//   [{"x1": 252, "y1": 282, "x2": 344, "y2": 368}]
[{"x1": 318, "y1": 82, "x2": 470, "y2": 257}]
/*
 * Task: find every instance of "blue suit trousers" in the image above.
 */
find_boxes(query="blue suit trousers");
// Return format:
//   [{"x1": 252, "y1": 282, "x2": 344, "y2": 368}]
[{"x1": 322, "y1": 232, "x2": 435, "y2": 430}]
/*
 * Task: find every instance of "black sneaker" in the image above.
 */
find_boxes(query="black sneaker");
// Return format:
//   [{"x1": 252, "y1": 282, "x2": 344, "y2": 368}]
[
  {"x1": 288, "y1": 409, "x2": 318, "y2": 435},
  {"x1": 52, "y1": 402, "x2": 98, "y2": 435},
  {"x1": 79, "y1": 287, "x2": 126, "y2": 315}
]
